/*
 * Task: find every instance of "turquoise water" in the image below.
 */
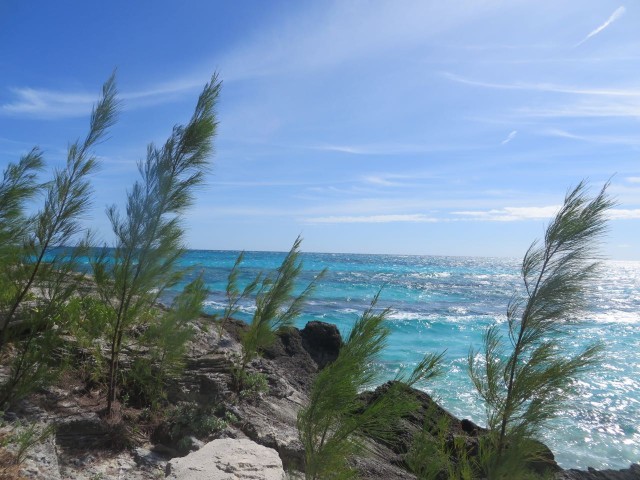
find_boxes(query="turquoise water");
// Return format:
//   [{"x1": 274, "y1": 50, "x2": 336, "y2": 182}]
[{"x1": 168, "y1": 250, "x2": 640, "y2": 470}]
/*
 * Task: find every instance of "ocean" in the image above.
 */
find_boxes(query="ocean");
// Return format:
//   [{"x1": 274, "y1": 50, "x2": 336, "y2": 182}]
[{"x1": 166, "y1": 250, "x2": 640, "y2": 470}]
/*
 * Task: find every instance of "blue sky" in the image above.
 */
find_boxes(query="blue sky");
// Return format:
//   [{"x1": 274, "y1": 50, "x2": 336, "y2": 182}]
[{"x1": 1, "y1": 1, "x2": 639, "y2": 259}]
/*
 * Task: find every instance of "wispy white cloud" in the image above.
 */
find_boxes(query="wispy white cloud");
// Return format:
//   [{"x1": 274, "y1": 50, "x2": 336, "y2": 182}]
[
  {"x1": 363, "y1": 175, "x2": 406, "y2": 187},
  {"x1": 1, "y1": 88, "x2": 97, "y2": 118},
  {"x1": 627, "y1": 177, "x2": 640, "y2": 184},
  {"x1": 609, "y1": 209, "x2": 640, "y2": 220},
  {"x1": 518, "y1": 101, "x2": 640, "y2": 118},
  {"x1": 576, "y1": 6, "x2": 626, "y2": 47},
  {"x1": 211, "y1": 179, "x2": 331, "y2": 188},
  {"x1": 315, "y1": 145, "x2": 372, "y2": 155},
  {"x1": 452, "y1": 205, "x2": 640, "y2": 222},
  {"x1": 214, "y1": 1, "x2": 506, "y2": 81},
  {"x1": 0, "y1": 78, "x2": 204, "y2": 119},
  {"x1": 311, "y1": 143, "x2": 473, "y2": 155},
  {"x1": 501, "y1": 130, "x2": 518, "y2": 145},
  {"x1": 542, "y1": 128, "x2": 640, "y2": 145},
  {"x1": 304, "y1": 214, "x2": 439, "y2": 224},
  {"x1": 443, "y1": 72, "x2": 640, "y2": 98},
  {"x1": 361, "y1": 171, "x2": 437, "y2": 187},
  {"x1": 4, "y1": 2, "x2": 486, "y2": 119},
  {"x1": 452, "y1": 205, "x2": 560, "y2": 222},
  {"x1": 192, "y1": 205, "x2": 297, "y2": 218},
  {"x1": 544, "y1": 129, "x2": 591, "y2": 141}
]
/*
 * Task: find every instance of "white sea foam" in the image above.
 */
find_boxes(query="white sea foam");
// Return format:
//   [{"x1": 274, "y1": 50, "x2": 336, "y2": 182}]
[
  {"x1": 203, "y1": 300, "x2": 226, "y2": 309},
  {"x1": 386, "y1": 311, "x2": 425, "y2": 321},
  {"x1": 203, "y1": 300, "x2": 257, "y2": 314},
  {"x1": 448, "y1": 306, "x2": 468, "y2": 315},
  {"x1": 587, "y1": 311, "x2": 640, "y2": 324},
  {"x1": 408, "y1": 271, "x2": 451, "y2": 279}
]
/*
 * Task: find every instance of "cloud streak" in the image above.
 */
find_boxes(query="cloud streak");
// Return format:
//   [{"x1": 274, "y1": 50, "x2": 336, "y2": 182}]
[
  {"x1": 501, "y1": 130, "x2": 518, "y2": 145},
  {"x1": 1, "y1": 88, "x2": 97, "y2": 118},
  {"x1": 443, "y1": 72, "x2": 640, "y2": 98},
  {"x1": 304, "y1": 214, "x2": 439, "y2": 224},
  {"x1": 542, "y1": 129, "x2": 640, "y2": 146},
  {"x1": 452, "y1": 206, "x2": 640, "y2": 222},
  {"x1": 311, "y1": 142, "x2": 476, "y2": 155},
  {"x1": 517, "y1": 101, "x2": 640, "y2": 119},
  {"x1": 576, "y1": 6, "x2": 626, "y2": 47},
  {"x1": 453, "y1": 205, "x2": 561, "y2": 222},
  {"x1": 0, "y1": 79, "x2": 204, "y2": 119},
  {"x1": 608, "y1": 209, "x2": 640, "y2": 220}
]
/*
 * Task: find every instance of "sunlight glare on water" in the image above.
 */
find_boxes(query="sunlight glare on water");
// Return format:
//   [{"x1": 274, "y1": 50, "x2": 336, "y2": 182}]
[{"x1": 172, "y1": 252, "x2": 640, "y2": 470}]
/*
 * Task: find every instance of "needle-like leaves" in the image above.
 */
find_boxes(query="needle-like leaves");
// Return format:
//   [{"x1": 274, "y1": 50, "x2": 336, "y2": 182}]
[
  {"x1": 91, "y1": 75, "x2": 221, "y2": 415},
  {"x1": 237, "y1": 237, "x2": 326, "y2": 388},
  {"x1": 0, "y1": 75, "x2": 118, "y2": 406},
  {"x1": 468, "y1": 181, "x2": 613, "y2": 475},
  {"x1": 298, "y1": 293, "x2": 444, "y2": 480}
]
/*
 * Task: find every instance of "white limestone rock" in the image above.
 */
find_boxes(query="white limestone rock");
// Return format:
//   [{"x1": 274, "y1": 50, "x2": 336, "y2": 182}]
[{"x1": 165, "y1": 438, "x2": 286, "y2": 480}]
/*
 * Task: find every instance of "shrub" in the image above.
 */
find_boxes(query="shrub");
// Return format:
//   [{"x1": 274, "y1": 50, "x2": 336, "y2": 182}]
[
  {"x1": 467, "y1": 181, "x2": 612, "y2": 477},
  {"x1": 158, "y1": 402, "x2": 236, "y2": 454},
  {"x1": 0, "y1": 76, "x2": 117, "y2": 407},
  {"x1": 217, "y1": 251, "x2": 261, "y2": 340},
  {"x1": 234, "y1": 237, "x2": 325, "y2": 393},
  {"x1": 298, "y1": 293, "x2": 443, "y2": 480},
  {"x1": 90, "y1": 76, "x2": 221, "y2": 415}
]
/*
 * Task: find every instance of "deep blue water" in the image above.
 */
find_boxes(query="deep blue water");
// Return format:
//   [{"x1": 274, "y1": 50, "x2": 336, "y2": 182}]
[{"x1": 166, "y1": 250, "x2": 639, "y2": 470}]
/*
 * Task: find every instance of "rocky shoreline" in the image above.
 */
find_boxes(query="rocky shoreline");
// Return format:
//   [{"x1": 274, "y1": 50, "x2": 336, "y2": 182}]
[{"x1": 3, "y1": 316, "x2": 639, "y2": 479}]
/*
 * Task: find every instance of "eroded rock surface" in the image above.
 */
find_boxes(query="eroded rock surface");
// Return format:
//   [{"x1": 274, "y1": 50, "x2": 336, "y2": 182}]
[{"x1": 165, "y1": 438, "x2": 286, "y2": 480}]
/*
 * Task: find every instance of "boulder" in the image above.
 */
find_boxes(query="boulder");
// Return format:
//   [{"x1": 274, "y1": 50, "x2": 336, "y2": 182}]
[
  {"x1": 165, "y1": 438, "x2": 286, "y2": 480},
  {"x1": 300, "y1": 321, "x2": 342, "y2": 369},
  {"x1": 262, "y1": 327, "x2": 318, "y2": 393}
]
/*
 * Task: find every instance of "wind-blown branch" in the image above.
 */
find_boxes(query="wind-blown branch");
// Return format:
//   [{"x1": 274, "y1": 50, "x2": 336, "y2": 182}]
[{"x1": 468, "y1": 181, "x2": 613, "y2": 475}]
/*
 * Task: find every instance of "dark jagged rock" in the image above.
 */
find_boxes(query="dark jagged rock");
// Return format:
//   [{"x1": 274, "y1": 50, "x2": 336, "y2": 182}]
[
  {"x1": 243, "y1": 322, "x2": 345, "y2": 470},
  {"x1": 300, "y1": 321, "x2": 342, "y2": 369},
  {"x1": 557, "y1": 464, "x2": 640, "y2": 480},
  {"x1": 262, "y1": 327, "x2": 318, "y2": 393},
  {"x1": 359, "y1": 382, "x2": 561, "y2": 477}
]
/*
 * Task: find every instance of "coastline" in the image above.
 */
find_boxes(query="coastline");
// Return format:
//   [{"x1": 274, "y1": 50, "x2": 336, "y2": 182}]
[{"x1": 4, "y1": 315, "x2": 639, "y2": 479}]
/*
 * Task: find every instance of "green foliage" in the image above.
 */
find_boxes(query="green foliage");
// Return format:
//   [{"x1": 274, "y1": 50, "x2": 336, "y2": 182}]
[
  {"x1": 0, "y1": 149, "x2": 43, "y2": 255},
  {"x1": 0, "y1": 304, "x2": 74, "y2": 407},
  {"x1": 0, "y1": 73, "x2": 219, "y2": 414},
  {"x1": 126, "y1": 277, "x2": 208, "y2": 408},
  {"x1": 235, "y1": 370, "x2": 269, "y2": 400},
  {"x1": 0, "y1": 151, "x2": 43, "y2": 333},
  {"x1": 217, "y1": 251, "x2": 261, "y2": 339},
  {"x1": 1, "y1": 74, "x2": 117, "y2": 336},
  {"x1": 162, "y1": 402, "x2": 236, "y2": 453},
  {"x1": 68, "y1": 296, "x2": 113, "y2": 387},
  {"x1": 407, "y1": 407, "x2": 477, "y2": 480},
  {"x1": 90, "y1": 75, "x2": 221, "y2": 415},
  {"x1": 235, "y1": 237, "x2": 325, "y2": 391},
  {"x1": 0, "y1": 416, "x2": 54, "y2": 468},
  {"x1": 0, "y1": 75, "x2": 118, "y2": 407},
  {"x1": 467, "y1": 181, "x2": 612, "y2": 476},
  {"x1": 298, "y1": 293, "x2": 444, "y2": 480}
]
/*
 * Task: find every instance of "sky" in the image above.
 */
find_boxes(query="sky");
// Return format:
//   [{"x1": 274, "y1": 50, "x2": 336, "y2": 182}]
[{"x1": 1, "y1": 1, "x2": 639, "y2": 259}]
